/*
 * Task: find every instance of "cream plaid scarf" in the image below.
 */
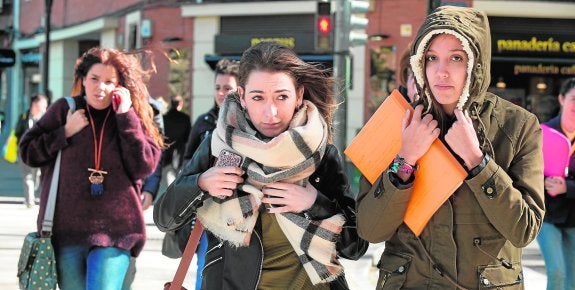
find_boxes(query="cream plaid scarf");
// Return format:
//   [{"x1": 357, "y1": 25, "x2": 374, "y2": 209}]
[{"x1": 197, "y1": 94, "x2": 345, "y2": 284}]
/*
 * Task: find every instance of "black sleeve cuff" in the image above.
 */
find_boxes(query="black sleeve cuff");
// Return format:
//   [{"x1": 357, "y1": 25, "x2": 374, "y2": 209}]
[
  {"x1": 467, "y1": 154, "x2": 490, "y2": 179},
  {"x1": 389, "y1": 172, "x2": 414, "y2": 189},
  {"x1": 302, "y1": 191, "x2": 336, "y2": 220}
]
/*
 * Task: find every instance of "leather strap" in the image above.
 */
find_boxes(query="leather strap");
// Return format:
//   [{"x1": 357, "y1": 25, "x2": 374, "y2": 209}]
[{"x1": 168, "y1": 221, "x2": 204, "y2": 290}]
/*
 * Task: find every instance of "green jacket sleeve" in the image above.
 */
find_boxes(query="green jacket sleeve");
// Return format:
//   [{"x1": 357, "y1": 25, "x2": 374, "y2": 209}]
[
  {"x1": 466, "y1": 114, "x2": 545, "y2": 247},
  {"x1": 356, "y1": 172, "x2": 413, "y2": 242}
]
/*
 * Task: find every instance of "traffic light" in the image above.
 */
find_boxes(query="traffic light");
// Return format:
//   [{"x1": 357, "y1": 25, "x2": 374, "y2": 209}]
[
  {"x1": 315, "y1": 1, "x2": 333, "y2": 52},
  {"x1": 346, "y1": 0, "x2": 370, "y2": 47}
]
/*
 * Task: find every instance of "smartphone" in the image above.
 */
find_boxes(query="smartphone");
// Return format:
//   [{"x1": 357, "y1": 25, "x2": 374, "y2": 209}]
[
  {"x1": 112, "y1": 94, "x2": 121, "y2": 111},
  {"x1": 215, "y1": 149, "x2": 242, "y2": 168}
]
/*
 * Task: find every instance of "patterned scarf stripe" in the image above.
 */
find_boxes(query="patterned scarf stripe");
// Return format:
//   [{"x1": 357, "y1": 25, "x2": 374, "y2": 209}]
[
  {"x1": 283, "y1": 212, "x2": 344, "y2": 282},
  {"x1": 304, "y1": 259, "x2": 338, "y2": 281},
  {"x1": 299, "y1": 217, "x2": 320, "y2": 249},
  {"x1": 238, "y1": 193, "x2": 254, "y2": 218},
  {"x1": 313, "y1": 141, "x2": 326, "y2": 167},
  {"x1": 245, "y1": 152, "x2": 321, "y2": 184},
  {"x1": 289, "y1": 130, "x2": 314, "y2": 158},
  {"x1": 225, "y1": 124, "x2": 234, "y2": 147},
  {"x1": 284, "y1": 213, "x2": 340, "y2": 243}
]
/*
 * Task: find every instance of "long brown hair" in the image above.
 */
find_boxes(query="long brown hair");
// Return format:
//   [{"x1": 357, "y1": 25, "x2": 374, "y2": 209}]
[
  {"x1": 238, "y1": 41, "x2": 335, "y2": 140},
  {"x1": 71, "y1": 47, "x2": 164, "y2": 148}
]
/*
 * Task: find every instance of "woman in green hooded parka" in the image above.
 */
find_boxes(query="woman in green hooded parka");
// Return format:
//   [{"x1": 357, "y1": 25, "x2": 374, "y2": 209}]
[{"x1": 356, "y1": 6, "x2": 545, "y2": 290}]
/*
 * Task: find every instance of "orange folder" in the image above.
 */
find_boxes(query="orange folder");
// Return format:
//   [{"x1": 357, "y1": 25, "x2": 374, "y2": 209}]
[{"x1": 345, "y1": 90, "x2": 467, "y2": 236}]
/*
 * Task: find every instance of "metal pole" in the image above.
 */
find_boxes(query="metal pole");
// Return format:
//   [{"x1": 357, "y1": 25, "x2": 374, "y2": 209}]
[
  {"x1": 43, "y1": 0, "x2": 53, "y2": 98},
  {"x1": 332, "y1": 0, "x2": 349, "y2": 154}
]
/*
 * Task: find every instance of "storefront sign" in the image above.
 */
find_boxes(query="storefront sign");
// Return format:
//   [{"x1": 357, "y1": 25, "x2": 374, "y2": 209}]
[
  {"x1": 250, "y1": 37, "x2": 295, "y2": 48},
  {"x1": 215, "y1": 33, "x2": 315, "y2": 55},
  {"x1": 513, "y1": 63, "x2": 575, "y2": 76},
  {"x1": 493, "y1": 34, "x2": 575, "y2": 57}
]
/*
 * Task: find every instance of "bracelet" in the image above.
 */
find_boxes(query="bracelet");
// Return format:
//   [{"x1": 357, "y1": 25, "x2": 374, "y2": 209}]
[{"x1": 386, "y1": 155, "x2": 418, "y2": 175}]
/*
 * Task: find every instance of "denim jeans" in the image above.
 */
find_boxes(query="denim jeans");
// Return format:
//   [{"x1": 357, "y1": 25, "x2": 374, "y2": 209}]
[
  {"x1": 537, "y1": 222, "x2": 575, "y2": 290},
  {"x1": 57, "y1": 245, "x2": 131, "y2": 290},
  {"x1": 121, "y1": 257, "x2": 136, "y2": 290}
]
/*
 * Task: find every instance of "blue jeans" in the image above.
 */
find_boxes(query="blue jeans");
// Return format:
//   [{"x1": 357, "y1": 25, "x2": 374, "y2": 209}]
[
  {"x1": 537, "y1": 222, "x2": 575, "y2": 290},
  {"x1": 196, "y1": 232, "x2": 208, "y2": 290},
  {"x1": 57, "y1": 245, "x2": 131, "y2": 290}
]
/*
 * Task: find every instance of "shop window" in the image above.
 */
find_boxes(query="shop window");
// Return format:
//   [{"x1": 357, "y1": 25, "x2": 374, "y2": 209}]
[
  {"x1": 368, "y1": 46, "x2": 397, "y2": 118},
  {"x1": 128, "y1": 24, "x2": 139, "y2": 50}
]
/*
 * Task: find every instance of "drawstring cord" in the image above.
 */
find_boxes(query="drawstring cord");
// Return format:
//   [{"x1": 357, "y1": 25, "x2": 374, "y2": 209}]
[
  {"x1": 416, "y1": 237, "x2": 468, "y2": 290},
  {"x1": 469, "y1": 102, "x2": 494, "y2": 158}
]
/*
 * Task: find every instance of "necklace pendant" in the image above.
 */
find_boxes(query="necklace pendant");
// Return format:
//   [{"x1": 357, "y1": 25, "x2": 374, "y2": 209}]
[{"x1": 88, "y1": 168, "x2": 107, "y2": 196}]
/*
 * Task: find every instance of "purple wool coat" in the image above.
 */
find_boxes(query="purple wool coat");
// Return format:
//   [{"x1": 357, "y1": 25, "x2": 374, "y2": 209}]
[{"x1": 19, "y1": 96, "x2": 161, "y2": 257}]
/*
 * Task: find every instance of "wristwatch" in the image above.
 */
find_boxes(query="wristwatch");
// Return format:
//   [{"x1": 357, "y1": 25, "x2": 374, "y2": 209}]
[{"x1": 387, "y1": 155, "x2": 418, "y2": 175}]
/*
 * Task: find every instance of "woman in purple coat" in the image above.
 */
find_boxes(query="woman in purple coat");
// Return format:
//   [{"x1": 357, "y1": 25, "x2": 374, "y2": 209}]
[{"x1": 19, "y1": 47, "x2": 163, "y2": 290}]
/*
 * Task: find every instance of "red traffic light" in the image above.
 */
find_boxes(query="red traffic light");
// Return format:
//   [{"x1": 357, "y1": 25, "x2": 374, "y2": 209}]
[{"x1": 318, "y1": 16, "x2": 331, "y2": 35}]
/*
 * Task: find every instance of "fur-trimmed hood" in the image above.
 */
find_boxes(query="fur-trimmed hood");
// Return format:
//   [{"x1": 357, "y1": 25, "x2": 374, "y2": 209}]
[{"x1": 410, "y1": 6, "x2": 491, "y2": 112}]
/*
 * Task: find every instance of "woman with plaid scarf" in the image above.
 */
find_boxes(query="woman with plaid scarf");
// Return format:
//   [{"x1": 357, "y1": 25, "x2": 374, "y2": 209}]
[{"x1": 154, "y1": 41, "x2": 368, "y2": 289}]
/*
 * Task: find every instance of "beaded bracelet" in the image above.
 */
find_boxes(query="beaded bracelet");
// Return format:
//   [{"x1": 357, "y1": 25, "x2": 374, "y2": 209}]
[{"x1": 386, "y1": 155, "x2": 418, "y2": 175}]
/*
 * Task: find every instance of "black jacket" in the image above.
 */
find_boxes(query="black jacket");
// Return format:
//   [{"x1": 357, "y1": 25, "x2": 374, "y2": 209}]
[
  {"x1": 182, "y1": 106, "x2": 218, "y2": 163},
  {"x1": 154, "y1": 135, "x2": 368, "y2": 290},
  {"x1": 163, "y1": 108, "x2": 191, "y2": 169},
  {"x1": 544, "y1": 116, "x2": 575, "y2": 227}
]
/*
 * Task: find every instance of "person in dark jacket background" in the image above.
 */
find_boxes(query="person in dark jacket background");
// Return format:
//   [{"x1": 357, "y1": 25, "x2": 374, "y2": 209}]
[
  {"x1": 537, "y1": 77, "x2": 575, "y2": 290},
  {"x1": 184, "y1": 58, "x2": 239, "y2": 163},
  {"x1": 163, "y1": 95, "x2": 191, "y2": 185},
  {"x1": 154, "y1": 42, "x2": 368, "y2": 289},
  {"x1": 15, "y1": 93, "x2": 48, "y2": 208},
  {"x1": 182, "y1": 58, "x2": 239, "y2": 165},
  {"x1": 19, "y1": 47, "x2": 163, "y2": 289}
]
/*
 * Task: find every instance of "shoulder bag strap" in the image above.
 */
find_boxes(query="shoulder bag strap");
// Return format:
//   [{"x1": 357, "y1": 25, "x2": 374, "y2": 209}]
[
  {"x1": 41, "y1": 97, "x2": 76, "y2": 235},
  {"x1": 167, "y1": 221, "x2": 204, "y2": 290}
]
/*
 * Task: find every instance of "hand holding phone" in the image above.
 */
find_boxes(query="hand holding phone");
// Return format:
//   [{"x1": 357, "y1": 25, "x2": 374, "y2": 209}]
[
  {"x1": 215, "y1": 149, "x2": 242, "y2": 168},
  {"x1": 198, "y1": 150, "x2": 244, "y2": 199},
  {"x1": 112, "y1": 94, "x2": 121, "y2": 111}
]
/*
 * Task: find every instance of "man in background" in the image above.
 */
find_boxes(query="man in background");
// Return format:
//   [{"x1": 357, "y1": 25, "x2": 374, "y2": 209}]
[{"x1": 163, "y1": 95, "x2": 191, "y2": 185}]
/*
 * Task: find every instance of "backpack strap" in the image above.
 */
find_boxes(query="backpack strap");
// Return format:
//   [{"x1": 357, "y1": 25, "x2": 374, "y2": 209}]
[
  {"x1": 42, "y1": 96, "x2": 76, "y2": 235},
  {"x1": 64, "y1": 96, "x2": 76, "y2": 112}
]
